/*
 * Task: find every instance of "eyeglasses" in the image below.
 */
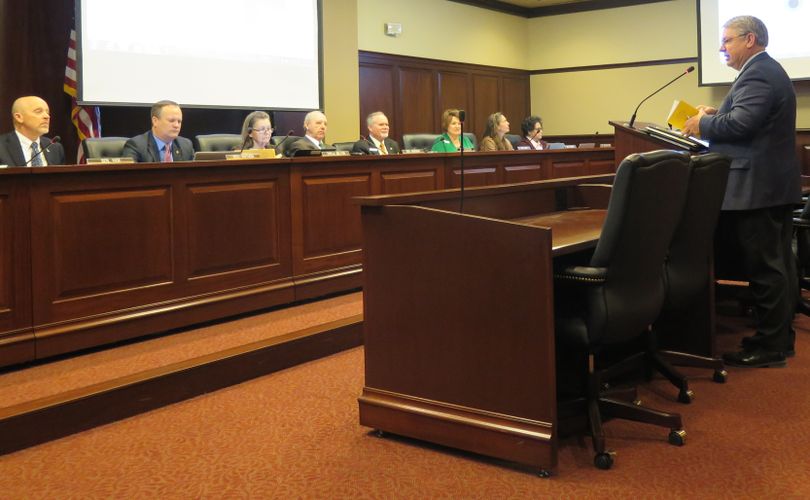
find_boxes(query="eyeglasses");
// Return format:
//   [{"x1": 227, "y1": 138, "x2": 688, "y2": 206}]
[
  {"x1": 253, "y1": 127, "x2": 273, "y2": 133},
  {"x1": 721, "y1": 33, "x2": 748, "y2": 47}
]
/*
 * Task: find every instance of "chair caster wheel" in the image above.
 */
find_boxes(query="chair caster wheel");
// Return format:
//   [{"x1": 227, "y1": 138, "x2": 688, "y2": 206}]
[
  {"x1": 536, "y1": 469, "x2": 551, "y2": 478},
  {"x1": 668, "y1": 429, "x2": 686, "y2": 446},
  {"x1": 373, "y1": 429, "x2": 386, "y2": 438},
  {"x1": 678, "y1": 389, "x2": 694, "y2": 404},
  {"x1": 594, "y1": 451, "x2": 615, "y2": 470},
  {"x1": 713, "y1": 369, "x2": 728, "y2": 383}
]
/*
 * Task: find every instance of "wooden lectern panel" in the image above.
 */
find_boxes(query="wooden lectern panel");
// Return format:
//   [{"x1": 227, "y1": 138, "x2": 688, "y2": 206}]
[{"x1": 380, "y1": 169, "x2": 438, "y2": 194}]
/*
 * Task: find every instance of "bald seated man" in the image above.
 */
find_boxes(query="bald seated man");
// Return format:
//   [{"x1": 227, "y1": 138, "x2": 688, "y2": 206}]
[
  {"x1": 122, "y1": 100, "x2": 194, "y2": 163},
  {"x1": 0, "y1": 96, "x2": 65, "y2": 167},
  {"x1": 283, "y1": 110, "x2": 328, "y2": 157}
]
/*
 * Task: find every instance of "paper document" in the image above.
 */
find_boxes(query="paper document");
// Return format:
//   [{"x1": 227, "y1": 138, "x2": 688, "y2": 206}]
[{"x1": 667, "y1": 100, "x2": 699, "y2": 130}]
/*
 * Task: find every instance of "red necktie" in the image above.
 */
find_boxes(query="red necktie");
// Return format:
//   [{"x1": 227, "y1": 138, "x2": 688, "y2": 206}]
[{"x1": 163, "y1": 143, "x2": 173, "y2": 163}]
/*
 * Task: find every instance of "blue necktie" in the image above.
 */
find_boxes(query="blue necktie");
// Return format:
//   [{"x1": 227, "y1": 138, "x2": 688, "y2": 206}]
[{"x1": 30, "y1": 142, "x2": 44, "y2": 166}]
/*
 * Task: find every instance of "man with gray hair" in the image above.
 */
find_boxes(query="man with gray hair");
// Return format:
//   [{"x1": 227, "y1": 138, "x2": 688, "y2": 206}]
[
  {"x1": 683, "y1": 16, "x2": 800, "y2": 367},
  {"x1": 284, "y1": 110, "x2": 328, "y2": 156},
  {"x1": 352, "y1": 111, "x2": 400, "y2": 155}
]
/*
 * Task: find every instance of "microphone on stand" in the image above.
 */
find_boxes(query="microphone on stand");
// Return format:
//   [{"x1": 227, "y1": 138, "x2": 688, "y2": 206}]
[
  {"x1": 628, "y1": 66, "x2": 694, "y2": 129},
  {"x1": 238, "y1": 127, "x2": 253, "y2": 153},
  {"x1": 276, "y1": 130, "x2": 296, "y2": 157},
  {"x1": 458, "y1": 110, "x2": 466, "y2": 213},
  {"x1": 26, "y1": 136, "x2": 61, "y2": 166}
]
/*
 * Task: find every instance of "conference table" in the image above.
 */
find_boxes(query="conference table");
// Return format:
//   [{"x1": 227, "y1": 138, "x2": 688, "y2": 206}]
[
  {"x1": 357, "y1": 171, "x2": 716, "y2": 474},
  {"x1": 356, "y1": 176, "x2": 614, "y2": 475},
  {"x1": 0, "y1": 147, "x2": 614, "y2": 368}
]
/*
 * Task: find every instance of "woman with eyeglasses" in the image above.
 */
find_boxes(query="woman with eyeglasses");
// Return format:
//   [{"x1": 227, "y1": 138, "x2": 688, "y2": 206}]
[
  {"x1": 517, "y1": 115, "x2": 549, "y2": 150},
  {"x1": 238, "y1": 111, "x2": 275, "y2": 151},
  {"x1": 479, "y1": 112, "x2": 513, "y2": 152}
]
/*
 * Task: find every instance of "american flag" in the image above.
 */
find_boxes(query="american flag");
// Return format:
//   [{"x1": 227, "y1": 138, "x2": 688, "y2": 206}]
[{"x1": 64, "y1": 28, "x2": 101, "y2": 164}]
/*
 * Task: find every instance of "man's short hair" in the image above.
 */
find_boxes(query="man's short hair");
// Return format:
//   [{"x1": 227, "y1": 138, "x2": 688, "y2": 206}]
[
  {"x1": 521, "y1": 115, "x2": 543, "y2": 137},
  {"x1": 151, "y1": 100, "x2": 180, "y2": 119},
  {"x1": 366, "y1": 111, "x2": 387, "y2": 127},
  {"x1": 304, "y1": 110, "x2": 326, "y2": 126},
  {"x1": 725, "y1": 15, "x2": 768, "y2": 47}
]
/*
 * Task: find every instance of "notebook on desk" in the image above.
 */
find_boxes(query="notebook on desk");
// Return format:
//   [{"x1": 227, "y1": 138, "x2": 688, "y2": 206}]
[{"x1": 644, "y1": 125, "x2": 708, "y2": 152}]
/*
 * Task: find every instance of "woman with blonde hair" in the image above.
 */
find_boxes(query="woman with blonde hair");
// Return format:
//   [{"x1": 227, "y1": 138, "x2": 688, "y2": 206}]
[
  {"x1": 238, "y1": 111, "x2": 275, "y2": 151},
  {"x1": 431, "y1": 109, "x2": 475, "y2": 152},
  {"x1": 478, "y1": 112, "x2": 513, "y2": 152}
]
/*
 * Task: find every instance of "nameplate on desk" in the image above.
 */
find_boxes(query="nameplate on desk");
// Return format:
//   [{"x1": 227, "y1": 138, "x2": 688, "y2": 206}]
[
  {"x1": 86, "y1": 157, "x2": 136, "y2": 164},
  {"x1": 225, "y1": 149, "x2": 279, "y2": 160},
  {"x1": 321, "y1": 150, "x2": 349, "y2": 157},
  {"x1": 402, "y1": 149, "x2": 426, "y2": 154}
]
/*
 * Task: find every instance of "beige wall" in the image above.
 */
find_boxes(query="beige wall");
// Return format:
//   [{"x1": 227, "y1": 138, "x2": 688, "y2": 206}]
[
  {"x1": 527, "y1": 0, "x2": 810, "y2": 134},
  {"x1": 325, "y1": 0, "x2": 809, "y2": 139},
  {"x1": 357, "y1": 0, "x2": 528, "y2": 69},
  {"x1": 322, "y1": 0, "x2": 360, "y2": 142}
]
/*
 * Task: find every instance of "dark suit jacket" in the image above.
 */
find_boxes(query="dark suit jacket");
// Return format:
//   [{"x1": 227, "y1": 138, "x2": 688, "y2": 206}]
[
  {"x1": 0, "y1": 131, "x2": 66, "y2": 166},
  {"x1": 351, "y1": 137, "x2": 400, "y2": 155},
  {"x1": 516, "y1": 138, "x2": 549, "y2": 150},
  {"x1": 122, "y1": 131, "x2": 195, "y2": 163},
  {"x1": 699, "y1": 52, "x2": 801, "y2": 211},
  {"x1": 284, "y1": 136, "x2": 322, "y2": 157}
]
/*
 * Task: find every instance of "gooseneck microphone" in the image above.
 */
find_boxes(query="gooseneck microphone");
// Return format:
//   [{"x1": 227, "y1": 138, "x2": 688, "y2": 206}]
[
  {"x1": 628, "y1": 66, "x2": 694, "y2": 129},
  {"x1": 26, "y1": 135, "x2": 61, "y2": 166},
  {"x1": 238, "y1": 127, "x2": 253, "y2": 152},
  {"x1": 458, "y1": 110, "x2": 466, "y2": 213},
  {"x1": 276, "y1": 130, "x2": 296, "y2": 157}
]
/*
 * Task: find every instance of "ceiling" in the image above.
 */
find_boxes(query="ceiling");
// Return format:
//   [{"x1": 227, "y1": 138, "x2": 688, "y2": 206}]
[{"x1": 448, "y1": 0, "x2": 667, "y2": 17}]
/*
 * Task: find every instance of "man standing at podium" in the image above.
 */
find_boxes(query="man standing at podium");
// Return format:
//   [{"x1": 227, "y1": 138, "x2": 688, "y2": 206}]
[{"x1": 683, "y1": 16, "x2": 800, "y2": 367}]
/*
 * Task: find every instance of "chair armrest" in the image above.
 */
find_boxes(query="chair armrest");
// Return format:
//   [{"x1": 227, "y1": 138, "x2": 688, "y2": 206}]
[
  {"x1": 794, "y1": 217, "x2": 810, "y2": 229},
  {"x1": 554, "y1": 266, "x2": 607, "y2": 284}
]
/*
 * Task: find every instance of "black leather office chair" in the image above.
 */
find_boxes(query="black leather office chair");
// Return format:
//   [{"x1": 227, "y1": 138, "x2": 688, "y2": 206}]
[
  {"x1": 274, "y1": 136, "x2": 302, "y2": 157},
  {"x1": 194, "y1": 134, "x2": 242, "y2": 152},
  {"x1": 505, "y1": 134, "x2": 521, "y2": 149},
  {"x1": 332, "y1": 141, "x2": 355, "y2": 152},
  {"x1": 463, "y1": 132, "x2": 477, "y2": 150},
  {"x1": 402, "y1": 134, "x2": 440, "y2": 152},
  {"x1": 554, "y1": 149, "x2": 691, "y2": 469},
  {"x1": 82, "y1": 137, "x2": 129, "y2": 159},
  {"x1": 793, "y1": 196, "x2": 810, "y2": 315},
  {"x1": 650, "y1": 153, "x2": 731, "y2": 402}
]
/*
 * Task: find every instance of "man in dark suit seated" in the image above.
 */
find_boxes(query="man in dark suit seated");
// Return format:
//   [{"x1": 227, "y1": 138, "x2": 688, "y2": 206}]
[
  {"x1": 351, "y1": 111, "x2": 400, "y2": 155},
  {"x1": 285, "y1": 110, "x2": 328, "y2": 156},
  {"x1": 683, "y1": 15, "x2": 801, "y2": 367},
  {"x1": 0, "y1": 95, "x2": 65, "y2": 167},
  {"x1": 122, "y1": 100, "x2": 194, "y2": 162}
]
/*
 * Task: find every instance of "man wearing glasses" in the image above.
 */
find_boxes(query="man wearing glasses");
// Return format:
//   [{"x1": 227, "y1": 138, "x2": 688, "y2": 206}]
[{"x1": 683, "y1": 16, "x2": 800, "y2": 367}]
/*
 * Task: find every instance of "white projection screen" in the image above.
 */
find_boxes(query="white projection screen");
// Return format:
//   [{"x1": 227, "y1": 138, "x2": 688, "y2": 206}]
[
  {"x1": 77, "y1": 0, "x2": 322, "y2": 110},
  {"x1": 698, "y1": 0, "x2": 810, "y2": 85}
]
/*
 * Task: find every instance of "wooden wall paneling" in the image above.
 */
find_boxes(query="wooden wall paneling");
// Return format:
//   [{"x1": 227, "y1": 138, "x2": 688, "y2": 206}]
[
  {"x1": 358, "y1": 64, "x2": 396, "y2": 141},
  {"x1": 437, "y1": 71, "x2": 471, "y2": 129},
  {"x1": 0, "y1": 174, "x2": 34, "y2": 365},
  {"x1": 398, "y1": 67, "x2": 436, "y2": 136},
  {"x1": 472, "y1": 75, "x2": 500, "y2": 140},
  {"x1": 500, "y1": 77, "x2": 531, "y2": 133},
  {"x1": 588, "y1": 159, "x2": 616, "y2": 176},
  {"x1": 29, "y1": 173, "x2": 176, "y2": 325},
  {"x1": 379, "y1": 158, "x2": 444, "y2": 194},
  {"x1": 182, "y1": 172, "x2": 291, "y2": 286}
]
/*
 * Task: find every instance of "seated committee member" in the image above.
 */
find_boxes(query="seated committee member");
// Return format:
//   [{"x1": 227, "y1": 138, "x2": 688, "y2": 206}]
[
  {"x1": 0, "y1": 95, "x2": 65, "y2": 167},
  {"x1": 239, "y1": 111, "x2": 275, "y2": 151},
  {"x1": 352, "y1": 111, "x2": 400, "y2": 155},
  {"x1": 478, "y1": 112, "x2": 513, "y2": 152},
  {"x1": 516, "y1": 116, "x2": 548, "y2": 150},
  {"x1": 285, "y1": 110, "x2": 328, "y2": 156},
  {"x1": 122, "y1": 100, "x2": 194, "y2": 163},
  {"x1": 431, "y1": 109, "x2": 474, "y2": 152}
]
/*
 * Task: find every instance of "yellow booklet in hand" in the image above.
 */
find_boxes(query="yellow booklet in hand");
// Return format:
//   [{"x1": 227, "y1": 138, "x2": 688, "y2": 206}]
[{"x1": 667, "y1": 100, "x2": 699, "y2": 130}]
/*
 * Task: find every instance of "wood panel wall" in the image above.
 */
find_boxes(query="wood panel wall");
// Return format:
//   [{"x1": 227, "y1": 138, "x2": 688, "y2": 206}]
[{"x1": 358, "y1": 51, "x2": 531, "y2": 144}]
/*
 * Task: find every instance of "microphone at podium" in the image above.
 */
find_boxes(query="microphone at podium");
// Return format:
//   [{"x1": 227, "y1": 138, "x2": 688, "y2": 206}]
[{"x1": 628, "y1": 66, "x2": 694, "y2": 129}]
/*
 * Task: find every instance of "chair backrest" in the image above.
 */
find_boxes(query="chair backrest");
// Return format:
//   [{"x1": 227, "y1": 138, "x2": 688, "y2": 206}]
[
  {"x1": 194, "y1": 134, "x2": 242, "y2": 152},
  {"x1": 332, "y1": 141, "x2": 355, "y2": 152},
  {"x1": 275, "y1": 136, "x2": 303, "y2": 156},
  {"x1": 82, "y1": 137, "x2": 129, "y2": 159},
  {"x1": 663, "y1": 152, "x2": 730, "y2": 311},
  {"x1": 588, "y1": 149, "x2": 691, "y2": 343},
  {"x1": 402, "y1": 134, "x2": 440, "y2": 151},
  {"x1": 505, "y1": 134, "x2": 521, "y2": 149},
  {"x1": 463, "y1": 132, "x2": 477, "y2": 150}
]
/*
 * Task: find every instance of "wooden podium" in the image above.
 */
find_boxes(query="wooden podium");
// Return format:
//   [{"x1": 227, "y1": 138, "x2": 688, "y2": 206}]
[
  {"x1": 356, "y1": 176, "x2": 613, "y2": 475},
  {"x1": 610, "y1": 120, "x2": 688, "y2": 169}
]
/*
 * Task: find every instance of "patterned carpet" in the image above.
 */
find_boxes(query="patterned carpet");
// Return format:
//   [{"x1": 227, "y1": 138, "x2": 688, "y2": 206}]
[{"x1": 0, "y1": 306, "x2": 808, "y2": 498}]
